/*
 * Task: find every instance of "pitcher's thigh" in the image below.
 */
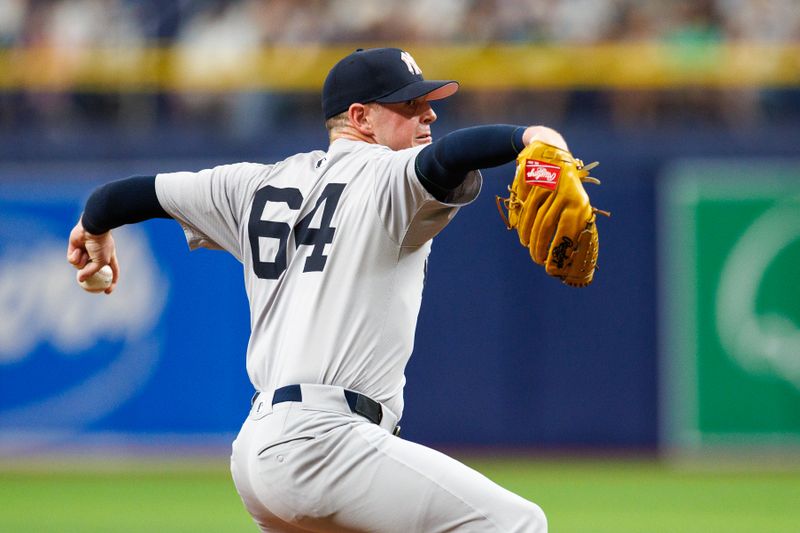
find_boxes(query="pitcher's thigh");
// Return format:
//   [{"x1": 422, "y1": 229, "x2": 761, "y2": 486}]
[{"x1": 324, "y1": 424, "x2": 547, "y2": 533}]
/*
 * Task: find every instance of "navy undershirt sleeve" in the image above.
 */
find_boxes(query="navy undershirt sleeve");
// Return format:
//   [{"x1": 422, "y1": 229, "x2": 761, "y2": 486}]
[
  {"x1": 415, "y1": 125, "x2": 526, "y2": 201},
  {"x1": 81, "y1": 175, "x2": 171, "y2": 234}
]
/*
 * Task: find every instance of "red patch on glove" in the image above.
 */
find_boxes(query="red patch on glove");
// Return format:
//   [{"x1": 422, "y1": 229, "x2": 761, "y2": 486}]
[{"x1": 524, "y1": 160, "x2": 561, "y2": 190}]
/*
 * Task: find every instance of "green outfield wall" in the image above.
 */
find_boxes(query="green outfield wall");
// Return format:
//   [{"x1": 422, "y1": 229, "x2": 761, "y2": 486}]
[{"x1": 660, "y1": 161, "x2": 800, "y2": 451}]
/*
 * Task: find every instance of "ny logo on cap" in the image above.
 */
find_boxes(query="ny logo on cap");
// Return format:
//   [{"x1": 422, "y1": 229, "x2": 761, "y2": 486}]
[{"x1": 400, "y1": 51, "x2": 422, "y2": 75}]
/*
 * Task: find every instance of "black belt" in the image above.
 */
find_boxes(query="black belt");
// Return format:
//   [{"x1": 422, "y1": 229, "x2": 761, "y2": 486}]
[{"x1": 251, "y1": 385, "x2": 399, "y2": 435}]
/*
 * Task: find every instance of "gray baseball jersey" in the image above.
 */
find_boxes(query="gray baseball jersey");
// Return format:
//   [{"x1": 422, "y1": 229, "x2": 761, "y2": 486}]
[
  {"x1": 156, "y1": 138, "x2": 547, "y2": 532},
  {"x1": 155, "y1": 138, "x2": 480, "y2": 419}
]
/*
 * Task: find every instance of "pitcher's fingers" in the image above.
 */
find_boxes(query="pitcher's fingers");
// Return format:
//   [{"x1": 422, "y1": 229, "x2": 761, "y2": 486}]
[
  {"x1": 67, "y1": 224, "x2": 87, "y2": 261},
  {"x1": 70, "y1": 249, "x2": 90, "y2": 270},
  {"x1": 110, "y1": 255, "x2": 120, "y2": 284},
  {"x1": 67, "y1": 241, "x2": 85, "y2": 267},
  {"x1": 105, "y1": 255, "x2": 120, "y2": 294},
  {"x1": 67, "y1": 248, "x2": 82, "y2": 267},
  {"x1": 77, "y1": 260, "x2": 104, "y2": 283},
  {"x1": 77, "y1": 250, "x2": 90, "y2": 269}
]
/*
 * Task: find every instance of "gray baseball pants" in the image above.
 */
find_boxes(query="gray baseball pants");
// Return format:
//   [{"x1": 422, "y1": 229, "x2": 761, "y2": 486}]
[{"x1": 230, "y1": 384, "x2": 547, "y2": 532}]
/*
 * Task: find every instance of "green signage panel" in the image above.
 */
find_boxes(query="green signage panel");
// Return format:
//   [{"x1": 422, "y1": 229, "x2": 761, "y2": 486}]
[{"x1": 660, "y1": 161, "x2": 800, "y2": 450}]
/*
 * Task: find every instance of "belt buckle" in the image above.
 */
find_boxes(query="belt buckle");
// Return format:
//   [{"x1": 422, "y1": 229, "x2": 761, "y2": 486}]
[{"x1": 392, "y1": 425, "x2": 401, "y2": 437}]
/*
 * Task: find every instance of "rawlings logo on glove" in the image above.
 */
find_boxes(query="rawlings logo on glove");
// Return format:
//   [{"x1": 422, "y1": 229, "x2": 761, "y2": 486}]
[
  {"x1": 496, "y1": 140, "x2": 609, "y2": 287},
  {"x1": 524, "y1": 160, "x2": 561, "y2": 189}
]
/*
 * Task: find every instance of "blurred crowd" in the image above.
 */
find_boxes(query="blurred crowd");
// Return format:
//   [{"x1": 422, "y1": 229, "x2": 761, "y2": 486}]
[
  {"x1": 0, "y1": 0, "x2": 798, "y2": 138},
  {"x1": 2, "y1": 0, "x2": 798, "y2": 45}
]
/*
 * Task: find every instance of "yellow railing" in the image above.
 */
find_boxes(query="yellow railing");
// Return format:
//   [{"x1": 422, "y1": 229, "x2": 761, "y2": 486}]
[{"x1": 1, "y1": 43, "x2": 798, "y2": 91}]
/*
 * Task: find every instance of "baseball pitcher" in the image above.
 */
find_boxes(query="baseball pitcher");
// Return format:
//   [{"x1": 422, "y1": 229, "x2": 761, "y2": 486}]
[{"x1": 67, "y1": 48, "x2": 606, "y2": 532}]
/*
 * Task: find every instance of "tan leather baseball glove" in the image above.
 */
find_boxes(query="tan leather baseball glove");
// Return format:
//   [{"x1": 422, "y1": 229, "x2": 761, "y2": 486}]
[{"x1": 496, "y1": 140, "x2": 609, "y2": 287}]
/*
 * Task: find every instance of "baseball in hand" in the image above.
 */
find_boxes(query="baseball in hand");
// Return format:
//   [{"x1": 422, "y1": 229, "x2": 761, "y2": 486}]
[{"x1": 77, "y1": 265, "x2": 113, "y2": 292}]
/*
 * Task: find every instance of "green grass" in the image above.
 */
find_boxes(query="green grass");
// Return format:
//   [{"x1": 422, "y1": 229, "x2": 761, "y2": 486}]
[
  {"x1": 1, "y1": 456, "x2": 798, "y2": 532},
  {"x1": 472, "y1": 457, "x2": 800, "y2": 533},
  {"x1": 0, "y1": 460, "x2": 253, "y2": 533}
]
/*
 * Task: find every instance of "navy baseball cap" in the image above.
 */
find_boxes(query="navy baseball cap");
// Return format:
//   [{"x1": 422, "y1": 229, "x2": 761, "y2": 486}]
[{"x1": 322, "y1": 48, "x2": 459, "y2": 119}]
